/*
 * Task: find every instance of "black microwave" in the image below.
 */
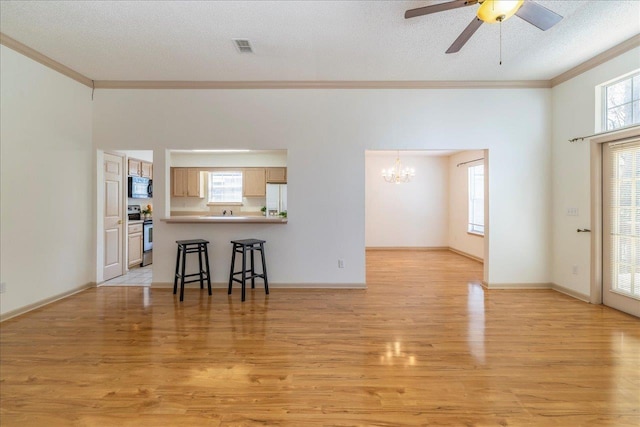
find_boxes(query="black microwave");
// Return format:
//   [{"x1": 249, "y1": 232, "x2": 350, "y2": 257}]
[{"x1": 128, "y1": 176, "x2": 152, "y2": 199}]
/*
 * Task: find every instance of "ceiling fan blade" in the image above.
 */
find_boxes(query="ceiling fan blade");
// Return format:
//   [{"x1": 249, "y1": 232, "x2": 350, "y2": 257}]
[
  {"x1": 405, "y1": 0, "x2": 476, "y2": 19},
  {"x1": 446, "y1": 17, "x2": 483, "y2": 53},
  {"x1": 515, "y1": 1, "x2": 563, "y2": 31}
]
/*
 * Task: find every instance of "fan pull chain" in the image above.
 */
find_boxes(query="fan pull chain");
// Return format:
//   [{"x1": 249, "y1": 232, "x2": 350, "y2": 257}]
[{"x1": 499, "y1": 20, "x2": 502, "y2": 65}]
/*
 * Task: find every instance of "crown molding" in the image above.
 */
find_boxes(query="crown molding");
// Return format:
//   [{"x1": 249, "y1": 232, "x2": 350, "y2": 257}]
[
  {"x1": 0, "y1": 32, "x2": 93, "y2": 88},
  {"x1": 93, "y1": 80, "x2": 550, "y2": 89},
  {"x1": 2, "y1": 30, "x2": 638, "y2": 91},
  {"x1": 550, "y1": 34, "x2": 640, "y2": 88}
]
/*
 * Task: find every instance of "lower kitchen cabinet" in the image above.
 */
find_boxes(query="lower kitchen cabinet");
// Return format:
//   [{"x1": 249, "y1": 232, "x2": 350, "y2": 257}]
[{"x1": 128, "y1": 223, "x2": 143, "y2": 267}]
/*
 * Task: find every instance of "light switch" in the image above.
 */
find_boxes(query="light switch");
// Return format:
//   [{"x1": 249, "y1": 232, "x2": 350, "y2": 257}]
[{"x1": 567, "y1": 207, "x2": 579, "y2": 216}]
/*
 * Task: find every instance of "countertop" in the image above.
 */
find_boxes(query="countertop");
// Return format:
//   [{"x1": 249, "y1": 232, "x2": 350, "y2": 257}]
[{"x1": 161, "y1": 215, "x2": 287, "y2": 224}]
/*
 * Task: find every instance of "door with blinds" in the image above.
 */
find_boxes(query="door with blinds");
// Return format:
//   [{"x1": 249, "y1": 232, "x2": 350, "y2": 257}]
[{"x1": 602, "y1": 140, "x2": 640, "y2": 317}]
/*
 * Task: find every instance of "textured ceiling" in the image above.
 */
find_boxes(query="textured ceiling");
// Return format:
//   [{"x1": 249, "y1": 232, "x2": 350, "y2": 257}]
[{"x1": 1, "y1": 0, "x2": 639, "y2": 82}]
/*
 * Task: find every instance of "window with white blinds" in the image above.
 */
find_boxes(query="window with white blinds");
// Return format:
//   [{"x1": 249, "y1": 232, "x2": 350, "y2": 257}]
[
  {"x1": 607, "y1": 142, "x2": 640, "y2": 299},
  {"x1": 207, "y1": 171, "x2": 243, "y2": 203}
]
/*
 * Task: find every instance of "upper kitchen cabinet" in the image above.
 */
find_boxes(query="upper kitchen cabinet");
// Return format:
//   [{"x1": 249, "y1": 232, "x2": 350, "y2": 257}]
[
  {"x1": 172, "y1": 167, "x2": 204, "y2": 198},
  {"x1": 266, "y1": 167, "x2": 287, "y2": 183},
  {"x1": 128, "y1": 158, "x2": 153, "y2": 179},
  {"x1": 140, "y1": 162, "x2": 153, "y2": 179},
  {"x1": 243, "y1": 168, "x2": 266, "y2": 197}
]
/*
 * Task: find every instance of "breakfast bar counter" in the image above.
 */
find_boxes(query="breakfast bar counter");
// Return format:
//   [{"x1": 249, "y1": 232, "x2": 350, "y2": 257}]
[{"x1": 161, "y1": 216, "x2": 287, "y2": 224}]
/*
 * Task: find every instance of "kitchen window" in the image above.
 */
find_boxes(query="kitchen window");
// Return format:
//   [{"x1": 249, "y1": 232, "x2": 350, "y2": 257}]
[
  {"x1": 207, "y1": 171, "x2": 243, "y2": 204},
  {"x1": 603, "y1": 71, "x2": 640, "y2": 131},
  {"x1": 468, "y1": 164, "x2": 484, "y2": 235}
]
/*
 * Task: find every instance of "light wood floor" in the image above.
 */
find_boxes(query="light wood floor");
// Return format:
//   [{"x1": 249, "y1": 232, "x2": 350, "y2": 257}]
[{"x1": 1, "y1": 250, "x2": 639, "y2": 426}]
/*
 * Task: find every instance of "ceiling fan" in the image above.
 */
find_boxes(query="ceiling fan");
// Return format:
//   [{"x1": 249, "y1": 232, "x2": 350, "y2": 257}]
[{"x1": 405, "y1": 0, "x2": 563, "y2": 54}]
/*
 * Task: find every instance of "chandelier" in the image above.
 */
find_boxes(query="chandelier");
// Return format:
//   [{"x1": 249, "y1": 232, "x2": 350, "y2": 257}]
[{"x1": 382, "y1": 151, "x2": 415, "y2": 184}]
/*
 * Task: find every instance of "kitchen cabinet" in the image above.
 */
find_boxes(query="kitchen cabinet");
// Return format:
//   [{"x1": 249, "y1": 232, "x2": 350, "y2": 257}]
[
  {"x1": 141, "y1": 161, "x2": 153, "y2": 179},
  {"x1": 128, "y1": 223, "x2": 143, "y2": 267},
  {"x1": 172, "y1": 168, "x2": 204, "y2": 198},
  {"x1": 128, "y1": 158, "x2": 142, "y2": 176},
  {"x1": 128, "y1": 158, "x2": 153, "y2": 179},
  {"x1": 266, "y1": 167, "x2": 287, "y2": 183},
  {"x1": 243, "y1": 168, "x2": 266, "y2": 197}
]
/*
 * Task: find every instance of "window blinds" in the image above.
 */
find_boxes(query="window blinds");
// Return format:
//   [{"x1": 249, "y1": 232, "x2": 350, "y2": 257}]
[{"x1": 607, "y1": 141, "x2": 640, "y2": 298}]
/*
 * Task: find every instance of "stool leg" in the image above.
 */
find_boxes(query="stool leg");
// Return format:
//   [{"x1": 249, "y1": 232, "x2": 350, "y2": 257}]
[
  {"x1": 241, "y1": 245, "x2": 247, "y2": 302},
  {"x1": 228, "y1": 244, "x2": 237, "y2": 295},
  {"x1": 173, "y1": 245, "x2": 181, "y2": 295},
  {"x1": 250, "y1": 246, "x2": 256, "y2": 289},
  {"x1": 260, "y1": 243, "x2": 269, "y2": 295},
  {"x1": 203, "y1": 243, "x2": 212, "y2": 296},
  {"x1": 180, "y1": 244, "x2": 187, "y2": 302},
  {"x1": 198, "y1": 244, "x2": 204, "y2": 289}
]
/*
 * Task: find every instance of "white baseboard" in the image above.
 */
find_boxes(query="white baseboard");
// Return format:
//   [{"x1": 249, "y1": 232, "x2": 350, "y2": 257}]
[
  {"x1": 482, "y1": 281, "x2": 552, "y2": 290},
  {"x1": 0, "y1": 282, "x2": 95, "y2": 322},
  {"x1": 550, "y1": 283, "x2": 590, "y2": 302},
  {"x1": 448, "y1": 248, "x2": 484, "y2": 263},
  {"x1": 366, "y1": 246, "x2": 449, "y2": 251},
  {"x1": 366, "y1": 246, "x2": 484, "y2": 264},
  {"x1": 152, "y1": 281, "x2": 367, "y2": 289},
  {"x1": 481, "y1": 281, "x2": 591, "y2": 303}
]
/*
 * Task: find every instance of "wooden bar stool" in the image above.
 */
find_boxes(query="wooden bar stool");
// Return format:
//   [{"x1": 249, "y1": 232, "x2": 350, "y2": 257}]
[
  {"x1": 228, "y1": 239, "x2": 269, "y2": 302},
  {"x1": 173, "y1": 239, "x2": 212, "y2": 302}
]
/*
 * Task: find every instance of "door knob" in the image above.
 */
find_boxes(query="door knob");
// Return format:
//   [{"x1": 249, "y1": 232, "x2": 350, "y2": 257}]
[{"x1": 118, "y1": 220, "x2": 123, "y2": 224}]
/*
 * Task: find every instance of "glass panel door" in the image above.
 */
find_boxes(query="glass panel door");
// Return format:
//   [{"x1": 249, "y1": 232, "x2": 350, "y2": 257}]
[{"x1": 602, "y1": 140, "x2": 640, "y2": 317}]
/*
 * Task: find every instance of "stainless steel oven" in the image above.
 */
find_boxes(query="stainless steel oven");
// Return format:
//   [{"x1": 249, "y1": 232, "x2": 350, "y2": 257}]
[{"x1": 142, "y1": 219, "x2": 153, "y2": 266}]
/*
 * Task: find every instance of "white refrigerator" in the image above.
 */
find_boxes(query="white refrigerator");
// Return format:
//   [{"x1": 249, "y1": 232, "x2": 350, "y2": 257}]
[{"x1": 266, "y1": 184, "x2": 287, "y2": 216}]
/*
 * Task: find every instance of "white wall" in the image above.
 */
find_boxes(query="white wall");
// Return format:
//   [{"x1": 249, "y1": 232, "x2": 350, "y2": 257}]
[
  {"x1": 117, "y1": 150, "x2": 153, "y2": 163},
  {"x1": 551, "y1": 47, "x2": 640, "y2": 298},
  {"x1": 92, "y1": 88, "x2": 551, "y2": 287},
  {"x1": 448, "y1": 150, "x2": 486, "y2": 260},
  {"x1": 170, "y1": 151, "x2": 287, "y2": 167},
  {"x1": 365, "y1": 152, "x2": 449, "y2": 248},
  {"x1": 0, "y1": 46, "x2": 94, "y2": 316}
]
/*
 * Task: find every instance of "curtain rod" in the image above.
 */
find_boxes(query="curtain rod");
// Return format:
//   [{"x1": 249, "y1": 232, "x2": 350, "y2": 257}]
[
  {"x1": 569, "y1": 125, "x2": 640, "y2": 142},
  {"x1": 456, "y1": 158, "x2": 484, "y2": 167}
]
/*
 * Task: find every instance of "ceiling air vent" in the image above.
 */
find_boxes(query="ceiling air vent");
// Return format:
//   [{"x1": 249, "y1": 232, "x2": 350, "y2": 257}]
[{"x1": 233, "y1": 39, "x2": 254, "y2": 53}]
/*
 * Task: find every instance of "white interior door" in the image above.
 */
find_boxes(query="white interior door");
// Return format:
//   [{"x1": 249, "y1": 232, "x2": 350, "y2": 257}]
[
  {"x1": 602, "y1": 140, "x2": 640, "y2": 317},
  {"x1": 103, "y1": 153, "x2": 124, "y2": 281}
]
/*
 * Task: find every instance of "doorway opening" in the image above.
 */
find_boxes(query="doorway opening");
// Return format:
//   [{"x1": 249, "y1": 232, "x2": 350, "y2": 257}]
[
  {"x1": 97, "y1": 149, "x2": 154, "y2": 287},
  {"x1": 364, "y1": 149, "x2": 489, "y2": 286}
]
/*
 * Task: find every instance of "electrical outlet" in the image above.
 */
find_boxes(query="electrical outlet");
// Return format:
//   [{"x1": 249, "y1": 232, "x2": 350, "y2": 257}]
[
  {"x1": 0, "y1": 282, "x2": 6, "y2": 293},
  {"x1": 338, "y1": 259, "x2": 345, "y2": 269},
  {"x1": 572, "y1": 265, "x2": 579, "y2": 275}
]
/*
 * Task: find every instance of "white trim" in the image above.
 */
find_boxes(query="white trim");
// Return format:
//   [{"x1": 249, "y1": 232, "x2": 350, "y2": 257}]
[
  {"x1": 448, "y1": 247, "x2": 484, "y2": 263},
  {"x1": 590, "y1": 127, "x2": 640, "y2": 305},
  {"x1": 365, "y1": 246, "x2": 449, "y2": 251},
  {"x1": 0, "y1": 283, "x2": 95, "y2": 322},
  {"x1": 551, "y1": 283, "x2": 591, "y2": 303},
  {"x1": 93, "y1": 80, "x2": 551, "y2": 90},
  {"x1": 0, "y1": 32, "x2": 93, "y2": 87},
  {"x1": 151, "y1": 282, "x2": 366, "y2": 289},
  {"x1": 609, "y1": 289, "x2": 640, "y2": 301},
  {"x1": 481, "y1": 282, "x2": 552, "y2": 290},
  {"x1": 2, "y1": 32, "x2": 639, "y2": 91},
  {"x1": 550, "y1": 34, "x2": 640, "y2": 87}
]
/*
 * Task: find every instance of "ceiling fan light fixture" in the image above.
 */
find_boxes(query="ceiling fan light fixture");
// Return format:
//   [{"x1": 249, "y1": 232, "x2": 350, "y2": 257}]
[{"x1": 477, "y1": 0, "x2": 524, "y2": 24}]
